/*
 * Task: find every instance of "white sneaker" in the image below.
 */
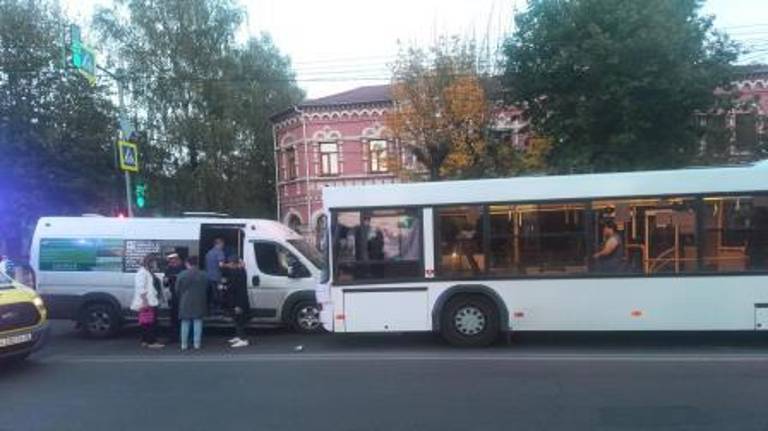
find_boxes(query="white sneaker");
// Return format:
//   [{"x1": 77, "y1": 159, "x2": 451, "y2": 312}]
[
  {"x1": 227, "y1": 337, "x2": 241, "y2": 344},
  {"x1": 231, "y1": 339, "x2": 249, "y2": 348}
]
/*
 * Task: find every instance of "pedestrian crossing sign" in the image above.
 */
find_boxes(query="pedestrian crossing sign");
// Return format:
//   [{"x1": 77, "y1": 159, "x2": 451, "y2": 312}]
[{"x1": 118, "y1": 140, "x2": 139, "y2": 172}]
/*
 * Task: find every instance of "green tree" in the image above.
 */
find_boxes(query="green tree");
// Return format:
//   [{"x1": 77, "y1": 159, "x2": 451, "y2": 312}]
[
  {"x1": 502, "y1": 0, "x2": 739, "y2": 173},
  {"x1": 94, "y1": 0, "x2": 303, "y2": 217},
  {"x1": 0, "y1": 0, "x2": 118, "y2": 257}
]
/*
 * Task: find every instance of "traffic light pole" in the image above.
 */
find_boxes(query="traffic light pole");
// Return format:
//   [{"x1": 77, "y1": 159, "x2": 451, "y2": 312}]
[
  {"x1": 124, "y1": 171, "x2": 133, "y2": 218},
  {"x1": 117, "y1": 81, "x2": 133, "y2": 218},
  {"x1": 70, "y1": 30, "x2": 134, "y2": 217}
]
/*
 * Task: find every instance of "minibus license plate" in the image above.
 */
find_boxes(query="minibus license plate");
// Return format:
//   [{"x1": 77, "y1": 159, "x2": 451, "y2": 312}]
[{"x1": 0, "y1": 333, "x2": 32, "y2": 347}]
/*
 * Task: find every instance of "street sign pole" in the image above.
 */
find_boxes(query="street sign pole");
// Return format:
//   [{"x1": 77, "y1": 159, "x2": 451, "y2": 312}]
[
  {"x1": 124, "y1": 171, "x2": 133, "y2": 218},
  {"x1": 117, "y1": 81, "x2": 133, "y2": 217}
]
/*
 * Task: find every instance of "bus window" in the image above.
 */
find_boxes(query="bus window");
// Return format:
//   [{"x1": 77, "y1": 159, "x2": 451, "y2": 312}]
[
  {"x1": 437, "y1": 206, "x2": 485, "y2": 276},
  {"x1": 592, "y1": 197, "x2": 697, "y2": 274},
  {"x1": 487, "y1": 204, "x2": 587, "y2": 276},
  {"x1": 517, "y1": 204, "x2": 587, "y2": 276},
  {"x1": 702, "y1": 196, "x2": 768, "y2": 272},
  {"x1": 332, "y1": 209, "x2": 421, "y2": 282}
]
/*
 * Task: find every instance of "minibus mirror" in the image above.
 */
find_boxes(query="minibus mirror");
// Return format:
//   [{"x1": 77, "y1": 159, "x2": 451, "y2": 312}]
[{"x1": 251, "y1": 275, "x2": 260, "y2": 287}]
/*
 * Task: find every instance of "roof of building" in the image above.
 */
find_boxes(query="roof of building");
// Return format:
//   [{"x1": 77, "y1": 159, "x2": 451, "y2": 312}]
[
  {"x1": 271, "y1": 85, "x2": 392, "y2": 123},
  {"x1": 300, "y1": 84, "x2": 392, "y2": 107},
  {"x1": 733, "y1": 64, "x2": 768, "y2": 78}
]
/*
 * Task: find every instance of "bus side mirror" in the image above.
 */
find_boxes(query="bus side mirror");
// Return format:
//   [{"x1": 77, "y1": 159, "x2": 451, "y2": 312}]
[{"x1": 251, "y1": 275, "x2": 260, "y2": 287}]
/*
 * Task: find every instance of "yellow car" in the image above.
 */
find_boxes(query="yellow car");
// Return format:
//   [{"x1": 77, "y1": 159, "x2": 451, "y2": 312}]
[{"x1": 0, "y1": 271, "x2": 49, "y2": 362}]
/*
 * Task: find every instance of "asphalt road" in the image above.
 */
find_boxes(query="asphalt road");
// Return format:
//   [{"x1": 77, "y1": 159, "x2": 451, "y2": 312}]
[{"x1": 3, "y1": 321, "x2": 768, "y2": 431}]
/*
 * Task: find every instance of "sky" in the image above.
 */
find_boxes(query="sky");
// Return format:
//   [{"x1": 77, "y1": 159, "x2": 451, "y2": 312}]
[{"x1": 64, "y1": 0, "x2": 768, "y2": 99}]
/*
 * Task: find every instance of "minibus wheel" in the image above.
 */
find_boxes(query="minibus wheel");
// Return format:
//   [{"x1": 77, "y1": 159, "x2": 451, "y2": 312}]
[
  {"x1": 291, "y1": 301, "x2": 323, "y2": 334},
  {"x1": 79, "y1": 302, "x2": 120, "y2": 339},
  {"x1": 440, "y1": 294, "x2": 500, "y2": 347}
]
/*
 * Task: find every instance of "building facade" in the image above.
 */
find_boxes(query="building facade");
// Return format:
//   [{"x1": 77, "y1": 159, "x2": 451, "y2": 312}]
[
  {"x1": 271, "y1": 85, "x2": 408, "y2": 245},
  {"x1": 271, "y1": 84, "x2": 532, "y2": 244},
  {"x1": 702, "y1": 66, "x2": 768, "y2": 161}
]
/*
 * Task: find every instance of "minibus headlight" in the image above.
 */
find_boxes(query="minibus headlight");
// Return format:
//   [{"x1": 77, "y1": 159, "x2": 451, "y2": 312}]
[{"x1": 32, "y1": 296, "x2": 45, "y2": 309}]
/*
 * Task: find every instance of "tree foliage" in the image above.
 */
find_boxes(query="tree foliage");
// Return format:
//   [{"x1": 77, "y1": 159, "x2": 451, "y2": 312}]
[
  {"x1": 386, "y1": 37, "x2": 490, "y2": 180},
  {"x1": 0, "y1": 0, "x2": 118, "y2": 257},
  {"x1": 93, "y1": 0, "x2": 303, "y2": 216},
  {"x1": 503, "y1": 0, "x2": 739, "y2": 173}
]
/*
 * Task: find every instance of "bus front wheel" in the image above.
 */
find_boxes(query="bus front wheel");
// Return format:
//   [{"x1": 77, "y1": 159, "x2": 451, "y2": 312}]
[{"x1": 440, "y1": 294, "x2": 500, "y2": 347}]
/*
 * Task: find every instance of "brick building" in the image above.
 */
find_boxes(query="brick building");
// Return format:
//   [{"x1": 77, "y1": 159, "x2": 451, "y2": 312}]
[
  {"x1": 270, "y1": 85, "x2": 407, "y2": 245},
  {"x1": 270, "y1": 84, "x2": 531, "y2": 245}
]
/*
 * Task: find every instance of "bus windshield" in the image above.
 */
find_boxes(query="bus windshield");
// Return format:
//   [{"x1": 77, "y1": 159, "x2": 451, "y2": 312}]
[{"x1": 288, "y1": 239, "x2": 326, "y2": 270}]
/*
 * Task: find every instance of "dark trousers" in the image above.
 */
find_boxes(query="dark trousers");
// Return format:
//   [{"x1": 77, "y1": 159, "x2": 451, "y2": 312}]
[
  {"x1": 233, "y1": 309, "x2": 250, "y2": 339},
  {"x1": 169, "y1": 296, "x2": 180, "y2": 340},
  {"x1": 208, "y1": 281, "x2": 223, "y2": 311},
  {"x1": 141, "y1": 317, "x2": 157, "y2": 344}
]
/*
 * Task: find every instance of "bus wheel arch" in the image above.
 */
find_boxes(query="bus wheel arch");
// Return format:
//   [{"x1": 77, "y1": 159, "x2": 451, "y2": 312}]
[
  {"x1": 77, "y1": 293, "x2": 123, "y2": 339},
  {"x1": 433, "y1": 285, "x2": 508, "y2": 347}
]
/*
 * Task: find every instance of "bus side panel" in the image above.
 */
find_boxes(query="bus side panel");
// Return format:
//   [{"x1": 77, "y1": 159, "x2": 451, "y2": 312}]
[
  {"x1": 468, "y1": 275, "x2": 768, "y2": 331},
  {"x1": 343, "y1": 290, "x2": 430, "y2": 332}
]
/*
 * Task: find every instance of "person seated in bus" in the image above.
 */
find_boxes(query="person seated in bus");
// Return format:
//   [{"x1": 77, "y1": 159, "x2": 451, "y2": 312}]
[
  {"x1": 205, "y1": 238, "x2": 226, "y2": 311},
  {"x1": 593, "y1": 220, "x2": 624, "y2": 273}
]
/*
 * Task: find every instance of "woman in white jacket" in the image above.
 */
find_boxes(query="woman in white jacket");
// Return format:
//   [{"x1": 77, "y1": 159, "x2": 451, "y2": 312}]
[{"x1": 131, "y1": 255, "x2": 164, "y2": 348}]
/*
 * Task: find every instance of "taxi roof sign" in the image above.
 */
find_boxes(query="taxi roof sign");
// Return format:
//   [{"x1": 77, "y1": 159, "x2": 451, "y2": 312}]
[{"x1": 118, "y1": 140, "x2": 139, "y2": 172}]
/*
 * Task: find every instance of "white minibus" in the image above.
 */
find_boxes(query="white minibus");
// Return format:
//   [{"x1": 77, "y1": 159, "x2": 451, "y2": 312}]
[
  {"x1": 31, "y1": 216, "x2": 325, "y2": 337},
  {"x1": 317, "y1": 161, "x2": 768, "y2": 346}
]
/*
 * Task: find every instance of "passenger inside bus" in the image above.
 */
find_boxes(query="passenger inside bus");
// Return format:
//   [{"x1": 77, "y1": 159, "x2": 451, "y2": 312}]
[
  {"x1": 593, "y1": 220, "x2": 624, "y2": 273},
  {"x1": 333, "y1": 210, "x2": 422, "y2": 281}
]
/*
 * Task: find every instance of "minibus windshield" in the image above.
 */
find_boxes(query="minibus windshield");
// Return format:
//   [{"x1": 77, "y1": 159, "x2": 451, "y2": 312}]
[
  {"x1": 288, "y1": 239, "x2": 326, "y2": 270},
  {"x1": 0, "y1": 271, "x2": 13, "y2": 288}
]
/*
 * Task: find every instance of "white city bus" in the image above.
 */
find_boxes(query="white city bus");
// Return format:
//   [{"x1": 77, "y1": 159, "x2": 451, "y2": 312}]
[{"x1": 316, "y1": 161, "x2": 768, "y2": 346}]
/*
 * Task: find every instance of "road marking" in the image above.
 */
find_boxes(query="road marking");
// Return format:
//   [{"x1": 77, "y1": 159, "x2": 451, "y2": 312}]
[{"x1": 43, "y1": 352, "x2": 768, "y2": 364}]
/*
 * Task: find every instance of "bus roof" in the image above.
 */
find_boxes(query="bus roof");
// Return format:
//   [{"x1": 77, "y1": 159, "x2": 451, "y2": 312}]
[{"x1": 323, "y1": 162, "x2": 768, "y2": 209}]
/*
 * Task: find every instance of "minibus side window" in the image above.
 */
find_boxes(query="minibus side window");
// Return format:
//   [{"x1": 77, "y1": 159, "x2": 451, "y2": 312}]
[{"x1": 253, "y1": 242, "x2": 309, "y2": 278}]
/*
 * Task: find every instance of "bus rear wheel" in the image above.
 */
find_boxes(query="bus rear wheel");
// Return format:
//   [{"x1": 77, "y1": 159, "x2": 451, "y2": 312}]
[{"x1": 440, "y1": 294, "x2": 500, "y2": 347}]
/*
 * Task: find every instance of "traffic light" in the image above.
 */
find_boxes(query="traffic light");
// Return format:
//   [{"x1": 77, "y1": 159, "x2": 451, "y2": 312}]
[
  {"x1": 69, "y1": 24, "x2": 96, "y2": 83},
  {"x1": 134, "y1": 184, "x2": 147, "y2": 209}
]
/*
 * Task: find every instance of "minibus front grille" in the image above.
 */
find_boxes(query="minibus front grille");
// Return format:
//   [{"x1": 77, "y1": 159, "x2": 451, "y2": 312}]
[{"x1": 0, "y1": 303, "x2": 41, "y2": 332}]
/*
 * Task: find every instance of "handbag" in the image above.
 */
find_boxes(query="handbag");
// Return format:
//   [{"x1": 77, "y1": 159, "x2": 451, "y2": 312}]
[{"x1": 138, "y1": 306, "x2": 155, "y2": 326}]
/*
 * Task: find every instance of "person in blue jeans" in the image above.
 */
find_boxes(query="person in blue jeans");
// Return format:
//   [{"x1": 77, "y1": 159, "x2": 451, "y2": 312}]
[{"x1": 175, "y1": 256, "x2": 209, "y2": 350}]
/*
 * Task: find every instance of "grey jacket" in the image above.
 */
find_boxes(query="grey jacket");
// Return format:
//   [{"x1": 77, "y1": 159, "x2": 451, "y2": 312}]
[{"x1": 175, "y1": 267, "x2": 208, "y2": 320}]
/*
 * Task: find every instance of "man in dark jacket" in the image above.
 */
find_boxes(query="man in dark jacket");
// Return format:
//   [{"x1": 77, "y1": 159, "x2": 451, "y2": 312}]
[
  {"x1": 163, "y1": 253, "x2": 185, "y2": 341},
  {"x1": 223, "y1": 257, "x2": 251, "y2": 348},
  {"x1": 176, "y1": 256, "x2": 208, "y2": 350}
]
